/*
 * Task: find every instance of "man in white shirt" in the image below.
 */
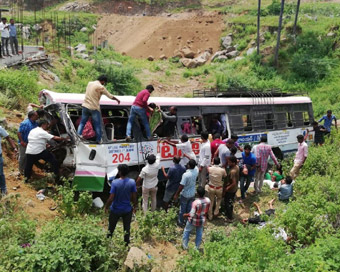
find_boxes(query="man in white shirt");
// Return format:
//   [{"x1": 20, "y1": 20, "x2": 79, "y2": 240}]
[
  {"x1": 164, "y1": 134, "x2": 196, "y2": 166},
  {"x1": 215, "y1": 139, "x2": 234, "y2": 168},
  {"x1": 198, "y1": 131, "x2": 211, "y2": 187},
  {"x1": 0, "y1": 17, "x2": 10, "y2": 57},
  {"x1": 136, "y1": 153, "x2": 161, "y2": 213},
  {"x1": 24, "y1": 120, "x2": 68, "y2": 183}
]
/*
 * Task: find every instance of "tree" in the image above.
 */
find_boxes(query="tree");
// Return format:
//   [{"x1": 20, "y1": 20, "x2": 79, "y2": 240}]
[
  {"x1": 257, "y1": 0, "x2": 261, "y2": 55},
  {"x1": 293, "y1": 0, "x2": 301, "y2": 38},
  {"x1": 274, "y1": 0, "x2": 285, "y2": 67}
]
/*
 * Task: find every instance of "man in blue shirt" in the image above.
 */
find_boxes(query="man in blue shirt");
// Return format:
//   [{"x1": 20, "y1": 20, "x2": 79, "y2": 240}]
[
  {"x1": 105, "y1": 164, "x2": 137, "y2": 245},
  {"x1": 17, "y1": 111, "x2": 38, "y2": 174},
  {"x1": 318, "y1": 110, "x2": 337, "y2": 135},
  {"x1": 278, "y1": 176, "x2": 293, "y2": 202},
  {"x1": 161, "y1": 156, "x2": 186, "y2": 211},
  {"x1": 0, "y1": 125, "x2": 17, "y2": 196},
  {"x1": 239, "y1": 144, "x2": 256, "y2": 201},
  {"x1": 174, "y1": 159, "x2": 198, "y2": 227},
  {"x1": 9, "y1": 19, "x2": 18, "y2": 55}
]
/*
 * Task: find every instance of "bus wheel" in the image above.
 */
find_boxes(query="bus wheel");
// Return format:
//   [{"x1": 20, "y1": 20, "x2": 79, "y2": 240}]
[{"x1": 272, "y1": 147, "x2": 284, "y2": 161}]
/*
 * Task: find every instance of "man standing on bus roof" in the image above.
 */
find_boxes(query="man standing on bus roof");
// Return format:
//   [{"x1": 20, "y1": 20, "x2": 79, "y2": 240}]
[
  {"x1": 290, "y1": 135, "x2": 308, "y2": 180},
  {"x1": 255, "y1": 136, "x2": 280, "y2": 194},
  {"x1": 318, "y1": 110, "x2": 337, "y2": 136},
  {"x1": 126, "y1": 85, "x2": 154, "y2": 141},
  {"x1": 78, "y1": 75, "x2": 120, "y2": 143},
  {"x1": 198, "y1": 131, "x2": 211, "y2": 187}
]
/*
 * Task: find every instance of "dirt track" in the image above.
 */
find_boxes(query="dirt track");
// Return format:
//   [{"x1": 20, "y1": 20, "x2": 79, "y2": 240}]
[{"x1": 94, "y1": 12, "x2": 225, "y2": 59}]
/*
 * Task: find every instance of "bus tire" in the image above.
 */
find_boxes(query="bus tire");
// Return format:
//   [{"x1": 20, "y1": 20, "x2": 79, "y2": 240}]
[{"x1": 272, "y1": 147, "x2": 284, "y2": 161}]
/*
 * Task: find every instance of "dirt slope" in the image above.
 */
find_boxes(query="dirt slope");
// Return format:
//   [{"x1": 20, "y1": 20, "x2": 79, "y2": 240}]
[{"x1": 94, "y1": 12, "x2": 225, "y2": 59}]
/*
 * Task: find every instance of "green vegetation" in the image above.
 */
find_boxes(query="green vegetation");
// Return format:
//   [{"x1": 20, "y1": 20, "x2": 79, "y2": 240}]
[{"x1": 180, "y1": 134, "x2": 340, "y2": 271}]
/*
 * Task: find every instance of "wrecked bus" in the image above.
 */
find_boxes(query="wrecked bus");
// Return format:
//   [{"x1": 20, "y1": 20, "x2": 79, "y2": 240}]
[{"x1": 40, "y1": 90, "x2": 314, "y2": 192}]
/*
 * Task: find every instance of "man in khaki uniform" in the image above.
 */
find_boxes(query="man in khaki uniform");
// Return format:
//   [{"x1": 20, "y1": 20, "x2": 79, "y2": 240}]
[
  {"x1": 223, "y1": 155, "x2": 239, "y2": 222},
  {"x1": 77, "y1": 75, "x2": 120, "y2": 143},
  {"x1": 206, "y1": 157, "x2": 226, "y2": 220}
]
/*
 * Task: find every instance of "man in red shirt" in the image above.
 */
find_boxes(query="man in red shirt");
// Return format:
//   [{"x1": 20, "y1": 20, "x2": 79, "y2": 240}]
[
  {"x1": 182, "y1": 186, "x2": 210, "y2": 250},
  {"x1": 210, "y1": 133, "x2": 223, "y2": 158},
  {"x1": 126, "y1": 85, "x2": 154, "y2": 141}
]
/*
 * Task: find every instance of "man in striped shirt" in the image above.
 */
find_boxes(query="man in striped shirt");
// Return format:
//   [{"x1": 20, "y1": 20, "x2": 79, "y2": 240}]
[
  {"x1": 254, "y1": 136, "x2": 280, "y2": 193},
  {"x1": 182, "y1": 186, "x2": 210, "y2": 250}
]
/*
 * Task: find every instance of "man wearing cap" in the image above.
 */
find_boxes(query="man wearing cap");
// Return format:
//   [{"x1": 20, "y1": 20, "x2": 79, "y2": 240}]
[{"x1": 290, "y1": 135, "x2": 308, "y2": 180}]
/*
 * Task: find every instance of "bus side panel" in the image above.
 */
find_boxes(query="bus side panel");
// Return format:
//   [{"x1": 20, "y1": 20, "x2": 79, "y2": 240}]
[{"x1": 74, "y1": 142, "x2": 107, "y2": 192}]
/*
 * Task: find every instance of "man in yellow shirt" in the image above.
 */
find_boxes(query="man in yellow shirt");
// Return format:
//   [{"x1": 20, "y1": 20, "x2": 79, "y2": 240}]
[{"x1": 78, "y1": 75, "x2": 120, "y2": 143}]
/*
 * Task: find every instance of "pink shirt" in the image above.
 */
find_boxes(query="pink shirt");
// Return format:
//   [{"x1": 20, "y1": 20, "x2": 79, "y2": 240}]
[
  {"x1": 133, "y1": 89, "x2": 150, "y2": 109},
  {"x1": 294, "y1": 142, "x2": 308, "y2": 164},
  {"x1": 256, "y1": 143, "x2": 278, "y2": 172}
]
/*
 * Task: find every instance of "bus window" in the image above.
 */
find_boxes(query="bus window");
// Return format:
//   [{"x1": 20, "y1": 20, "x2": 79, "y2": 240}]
[
  {"x1": 179, "y1": 117, "x2": 202, "y2": 136},
  {"x1": 287, "y1": 113, "x2": 293, "y2": 127},
  {"x1": 265, "y1": 113, "x2": 274, "y2": 130},
  {"x1": 242, "y1": 115, "x2": 252, "y2": 131},
  {"x1": 203, "y1": 114, "x2": 224, "y2": 135},
  {"x1": 303, "y1": 112, "x2": 310, "y2": 125},
  {"x1": 293, "y1": 112, "x2": 304, "y2": 127},
  {"x1": 276, "y1": 112, "x2": 286, "y2": 129},
  {"x1": 229, "y1": 115, "x2": 244, "y2": 132}
]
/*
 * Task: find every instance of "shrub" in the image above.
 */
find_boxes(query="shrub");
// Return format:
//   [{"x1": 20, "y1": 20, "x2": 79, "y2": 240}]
[
  {"x1": 56, "y1": 181, "x2": 93, "y2": 218},
  {"x1": 3, "y1": 217, "x2": 122, "y2": 272}
]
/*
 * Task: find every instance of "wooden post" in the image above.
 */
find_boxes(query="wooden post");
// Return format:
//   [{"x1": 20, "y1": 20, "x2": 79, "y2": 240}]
[
  {"x1": 293, "y1": 0, "x2": 301, "y2": 38},
  {"x1": 274, "y1": 0, "x2": 285, "y2": 67},
  {"x1": 257, "y1": 0, "x2": 261, "y2": 55}
]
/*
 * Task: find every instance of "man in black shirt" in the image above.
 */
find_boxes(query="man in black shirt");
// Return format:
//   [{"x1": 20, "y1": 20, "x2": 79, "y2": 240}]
[
  {"x1": 156, "y1": 106, "x2": 177, "y2": 137},
  {"x1": 305, "y1": 121, "x2": 326, "y2": 146}
]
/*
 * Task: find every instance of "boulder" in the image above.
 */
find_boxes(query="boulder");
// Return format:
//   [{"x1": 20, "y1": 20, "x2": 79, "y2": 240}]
[
  {"x1": 211, "y1": 50, "x2": 227, "y2": 61},
  {"x1": 226, "y1": 50, "x2": 239, "y2": 58},
  {"x1": 195, "y1": 51, "x2": 211, "y2": 66},
  {"x1": 59, "y1": 1, "x2": 91, "y2": 12},
  {"x1": 222, "y1": 35, "x2": 233, "y2": 49},
  {"x1": 147, "y1": 55, "x2": 154, "y2": 61},
  {"x1": 216, "y1": 55, "x2": 228, "y2": 62},
  {"x1": 225, "y1": 46, "x2": 236, "y2": 53},
  {"x1": 80, "y1": 27, "x2": 88, "y2": 32},
  {"x1": 75, "y1": 43, "x2": 86, "y2": 53},
  {"x1": 246, "y1": 47, "x2": 256, "y2": 56},
  {"x1": 159, "y1": 54, "x2": 167, "y2": 60},
  {"x1": 99, "y1": 60, "x2": 122, "y2": 66},
  {"x1": 180, "y1": 58, "x2": 198, "y2": 68},
  {"x1": 181, "y1": 47, "x2": 195, "y2": 59},
  {"x1": 235, "y1": 56, "x2": 245, "y2": 61},
  {"x1": 124, "y1": 247, "x2": 149, "y2": 270},
  {"x1": 173, "y1": 50, "x2": 183, "y2": 58},
  {"x1": 77, "y1": 53, "x2": 89, "y2": 60}
]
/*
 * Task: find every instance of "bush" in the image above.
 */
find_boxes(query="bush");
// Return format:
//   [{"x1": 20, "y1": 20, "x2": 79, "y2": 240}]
[
  {"x1": 2, "y1": 217, "x2": 122, "y2": 272},
  {"x1": 56, "y1": 182, "x2": 93, "y2": 218},
  {"x1": 0, "y1": 67, "x2": 39, "y2": 109}
]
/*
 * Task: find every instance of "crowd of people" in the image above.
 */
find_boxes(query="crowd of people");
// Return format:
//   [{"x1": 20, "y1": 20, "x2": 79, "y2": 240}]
[
  {"x1": 0, "y1": 17, "x2": 20, "y2": 59},
  {"x1": 0, "y1": 74, "x2": 338, "y2": 251},
  {"x1": 104, "y1": 131, "x2": 311, "y2": 250}
]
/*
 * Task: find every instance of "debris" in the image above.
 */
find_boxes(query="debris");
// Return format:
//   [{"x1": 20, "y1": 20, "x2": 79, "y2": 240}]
[
  {"x1": 36, "y1": 192, "x2": 46, "y2": 201},
  {"x1": 124, "y1": 247, "x2": 149, "y2": 270},
  {"x1": 26, "y1": 200, "x2": 35, "y2": 208},
  {"x1": 75, "y1": 43, "x2": 86, "y2": 53},
  {"x1": 93, "y1": 197, "x2": 104, "y2": 208}
]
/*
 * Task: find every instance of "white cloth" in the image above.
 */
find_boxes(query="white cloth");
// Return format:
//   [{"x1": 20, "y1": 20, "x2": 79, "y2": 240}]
[
  {"x1": 0, "y1": 22, "x2": 10, "y2": 38},
  {"x1": 139, "y1": 154, "x2": 161, "y2": 189},
  {"x1": 26, "y1": 127, "x2": 54, "y2": 155},
  {"x1": 176, "y1": 141, "x2": 196, "y2": 166},
  {"x1": 199, "y1": 141, "x2": 211, "y2": 167}
]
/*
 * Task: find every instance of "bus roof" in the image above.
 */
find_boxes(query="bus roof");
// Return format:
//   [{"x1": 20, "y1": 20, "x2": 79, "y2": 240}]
[{"x1": 42, "y1": 90, "x2": 312, "y2": 107}]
